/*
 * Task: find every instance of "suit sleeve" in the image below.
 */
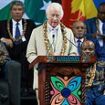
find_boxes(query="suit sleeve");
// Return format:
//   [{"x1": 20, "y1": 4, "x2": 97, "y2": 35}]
[
  {"x1": 67, "y1": 28, "x2": 78, "y2": 55},
  {"x1": 26, "y1": 29, "x2": 37, "y2": 63}
]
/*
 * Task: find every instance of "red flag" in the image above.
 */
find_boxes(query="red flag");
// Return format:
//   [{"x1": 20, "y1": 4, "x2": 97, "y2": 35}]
[{"x1": 62, "y1": 0, "x2": 97, "y2": 28}]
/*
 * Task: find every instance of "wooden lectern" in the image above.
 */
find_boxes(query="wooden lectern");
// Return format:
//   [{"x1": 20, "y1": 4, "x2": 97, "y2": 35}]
[{"x1": 29, "y1": 56, "x2": 96, "y2": 105}]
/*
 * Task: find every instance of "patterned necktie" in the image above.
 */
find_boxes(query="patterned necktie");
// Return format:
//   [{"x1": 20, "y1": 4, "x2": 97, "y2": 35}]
[
  {"x1": 15, "y1": 22, "x2": 22, "y2": 44},
  {"x1": 77, "y1": 39, "x2": 81, "y2": 55},
  {"x1": 15, "y1": 22, "x2": 20, "y2": 39},
  {"x1": 102, "y1": 22, "x2": 105, "y2": 34}
]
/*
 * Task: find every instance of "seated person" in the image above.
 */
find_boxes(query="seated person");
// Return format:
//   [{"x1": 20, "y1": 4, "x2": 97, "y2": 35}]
[
  {"x1": 71, "y1": 20, "x2": 87, "y2": 55},
  {"x1": 0, "y1": 0, "x2": 36, "y2": 93},
  {"x1": 0, "y1": 41, "x2": 21, "y2": 105},
  {"x1": 0, "y1": 79, "x2": 9, "y2": 105},
  {"x1": 85, "y1": 2, "x2": 105, "y2": 61},
  {"x1": 81, "y1": 40, "x2": 95, "y2": 63},
  {"x1": 81, "y1": 40, "x2": 105, "y2": 105}
]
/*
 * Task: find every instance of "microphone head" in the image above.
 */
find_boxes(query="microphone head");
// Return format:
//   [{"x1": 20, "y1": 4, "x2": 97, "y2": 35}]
[{"x1": 52, "y1": 34, "x2": 55, "y2": 38}]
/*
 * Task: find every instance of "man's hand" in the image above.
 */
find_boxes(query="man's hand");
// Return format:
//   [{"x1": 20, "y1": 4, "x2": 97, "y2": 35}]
[
  {"x1": 0, "y1": 38, "x2": 13, "y2": 48},
  {"x1": 38, "y1": 56, "x2": 48, "y2": 62}
]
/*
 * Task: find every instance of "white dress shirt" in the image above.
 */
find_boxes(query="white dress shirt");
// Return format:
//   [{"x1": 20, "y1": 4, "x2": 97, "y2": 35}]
[
  {"x1": 96, "y1": 19, "x2": 104, "y2": 47},
  {"x1": 47, "y1": 23, "x2": 60, "y2": 52},
  {"x1": 12, "y1": 19, "x2": 26, "y2": 42},
  {"x1": 75, "y1": 38, "x2": 84, "y2": 46}
]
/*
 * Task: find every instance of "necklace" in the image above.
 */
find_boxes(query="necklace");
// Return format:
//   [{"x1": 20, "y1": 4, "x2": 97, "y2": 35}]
[
  {"x1": 86, "y1": 64, "x2": 96, "y2": 87},
  {"x1": 43, "y1": 22, "x2": 67, "y2": 56},
  {"x1": 7, "y1": 19, "x2": 27, "y2": 42}
]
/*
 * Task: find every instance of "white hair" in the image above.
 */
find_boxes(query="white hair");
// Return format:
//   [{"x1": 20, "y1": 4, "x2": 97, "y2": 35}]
[{"x1": 46, "y1": 3, "x2": 64, "y2": 19}]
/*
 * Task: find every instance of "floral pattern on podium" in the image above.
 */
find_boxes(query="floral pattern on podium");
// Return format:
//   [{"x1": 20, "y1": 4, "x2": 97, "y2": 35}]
[{"x1": 50, "y1": 76, "x2": 82, "y2": 105}]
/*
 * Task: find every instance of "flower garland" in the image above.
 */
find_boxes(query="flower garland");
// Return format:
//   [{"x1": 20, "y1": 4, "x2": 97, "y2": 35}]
[
  {"x1": 43, "y1": 22, "x2": 67, "y2": 56},
  {"x1": 86, "y1": 64, "x2": 96, "y2": 87},
  {"x1": 7, "y1": 19, "x2": 27, "y2": 42}
]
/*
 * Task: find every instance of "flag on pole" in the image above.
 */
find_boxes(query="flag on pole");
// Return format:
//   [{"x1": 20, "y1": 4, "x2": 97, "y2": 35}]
[
  {"x1": 0, "y1": 0, "x2": 51, "y2": 25},
  {"x1": 62, "y1": 0, "x2": 98, "y2": 28},
  {"x1": 24, "y1": 0, "x2": 51, "y2": 25},
  {"x1": 0, "y1": 0, "x2": 13, "y2": 20},
  {"x1": 93, "y1": 0, "x2": 105, "y2": 8}
]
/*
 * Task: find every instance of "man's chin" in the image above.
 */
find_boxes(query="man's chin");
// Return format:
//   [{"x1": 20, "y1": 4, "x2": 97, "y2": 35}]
[{"x1": 51, "y1": 23, "x2": 59, "y2": 27}]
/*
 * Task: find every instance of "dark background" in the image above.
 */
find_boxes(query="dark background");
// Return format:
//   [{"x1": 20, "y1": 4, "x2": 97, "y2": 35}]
[{"x1": 52, "y1": 0, "x2": 61, "y2": 4}]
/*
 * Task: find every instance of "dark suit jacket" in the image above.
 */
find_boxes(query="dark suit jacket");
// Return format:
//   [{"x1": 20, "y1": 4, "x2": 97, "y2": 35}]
[
  {"x1": 85, "y1": 18, "x2": 97, "y2": 33},
  {"x1": 0, "y1": 19, "x2": 36, "y2": 105},
  {"x1": 84, "y1": 17, "x2": 97, "y2": 39},
  {"x1": 0, "y1": 19, "x2": 36, "y2": 62},
  {"x1": 85, "y1": 18, "x2": 105, "y2": 61}
]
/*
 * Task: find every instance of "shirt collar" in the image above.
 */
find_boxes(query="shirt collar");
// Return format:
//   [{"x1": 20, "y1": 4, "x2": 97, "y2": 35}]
[
  {"x1": 75, "y1": 38, "x2": 84, "y2": 42},
  {"x1": 12, "y1": 19, "x2": 22, "y2": 25},
  {"x1": 98, "y1": 19, "x2": 102, "y2": 23},
  {"x1": 47, "y1": 23, "x2": 60, "y2": 32}
]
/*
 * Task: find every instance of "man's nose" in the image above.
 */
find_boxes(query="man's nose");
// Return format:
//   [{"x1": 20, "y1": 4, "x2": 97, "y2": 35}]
[
  {"x1": 53, "y1": 16, "x2": 58, "y2": 20},
  {"x1": 16, "y1": 10, "x2": 21, "y2": 13}
]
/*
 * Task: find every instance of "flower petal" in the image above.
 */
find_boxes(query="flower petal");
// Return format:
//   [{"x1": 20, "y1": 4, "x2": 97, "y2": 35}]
[
  {"x1": 67, "y1": 76, "x2": 82, "y2": 92},
  {"x1": 50, "y1": 93, "x2": 64, "y2": 105},
  {"x1": 51, "y1": 76, "x2": 65, "y2": 91},
  {"x1": 61, "y1": 99, "x2": 70, "y2": 105},
  {"x1": 72, "y1": 85, "x2": 81, "y2": 101},
  {"x1": 68, "y1": 94, "x2": 81, "y2": 105}
]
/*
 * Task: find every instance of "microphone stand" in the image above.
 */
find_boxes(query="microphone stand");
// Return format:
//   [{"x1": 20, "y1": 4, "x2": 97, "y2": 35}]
[
  {"x1": 66, "y1": 37, "x2": 77, "y2": 48},
  {"x1": 46, "y1": 34, "x2": 55, "y2": 56}
]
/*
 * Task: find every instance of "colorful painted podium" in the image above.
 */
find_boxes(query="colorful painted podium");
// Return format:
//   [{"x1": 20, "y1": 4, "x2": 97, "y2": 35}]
[{"x1": 29, "y1": 56, "x2": 96, "y2": 105}]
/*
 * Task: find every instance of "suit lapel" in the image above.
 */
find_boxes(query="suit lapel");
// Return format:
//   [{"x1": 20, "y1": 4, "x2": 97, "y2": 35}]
[
  {"x1": 10, "y1": 20, "x2": 13, "y2": 36},
  {"x1": 22, "y1": 19, "x2": 27, "y2": 37},
  {"x1": 22, "y1": 18, "x2": 24, "y2": 30}
]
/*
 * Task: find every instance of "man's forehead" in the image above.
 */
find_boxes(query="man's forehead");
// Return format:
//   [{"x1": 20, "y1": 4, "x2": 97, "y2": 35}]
[
  {"x1": 82, "y1": 41, "x2": 94, "y2": 48},
  {"x1": 82, "y1": 45, "x2": 94, "y2": 49}
]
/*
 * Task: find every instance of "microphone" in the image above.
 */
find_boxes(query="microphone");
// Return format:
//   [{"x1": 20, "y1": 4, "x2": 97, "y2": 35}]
[
  {"x1": 52, "y1": 34, "x2": 55, "y2": 45},
  {"x1": 52, "y1": 34, "x2": 55, "y2": 38},
  {"x1": 52, "y1": 34, "x2": 55, "y2": 52},
  {"x1": 46, "y1": 34, "x2": 55, "y2": 55}
]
